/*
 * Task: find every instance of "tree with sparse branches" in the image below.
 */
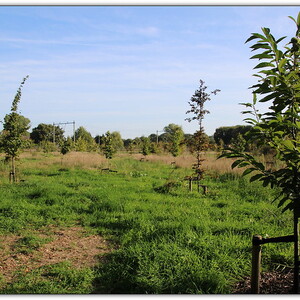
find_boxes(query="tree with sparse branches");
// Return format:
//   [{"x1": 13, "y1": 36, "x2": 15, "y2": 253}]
[{"x1": 185, "y1": 79, "x2": 220, "y2": 182}]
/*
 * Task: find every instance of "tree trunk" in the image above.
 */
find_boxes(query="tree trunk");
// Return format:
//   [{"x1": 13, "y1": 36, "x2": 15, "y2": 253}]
[{"x1": 11, "y1": 156, "x2": 16, "y2": 183}]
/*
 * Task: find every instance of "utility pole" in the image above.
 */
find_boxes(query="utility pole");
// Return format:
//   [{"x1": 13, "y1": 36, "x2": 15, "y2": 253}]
[
  {"x1": 156, "y1": 130, "x2": 163, "y2": 144},
  {"x1": 53, "y1": 122, "x2": 56, "y2": 144},
  {"x1": 53, "y1": 121, "x2": 76, "y2": 144}
]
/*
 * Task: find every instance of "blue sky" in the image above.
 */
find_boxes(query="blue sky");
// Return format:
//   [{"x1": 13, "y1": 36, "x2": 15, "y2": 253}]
[{"x1": 0, "y1": 6, "x2": 299, "y2": 139}]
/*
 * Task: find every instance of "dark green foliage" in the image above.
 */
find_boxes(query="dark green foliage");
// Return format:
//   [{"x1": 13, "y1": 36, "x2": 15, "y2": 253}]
[
  {"x1": 30, "y1": 123, "x2": 64, "y2": 145},
  {"x1": 219, "y1": 14, "x2": 300, "y2": 214},
  {"x1": 60, "y1": 137, "x2": 73, "y2": 155},
  {"x1": 163, "y1": 123, "x2": 184, "y2": 157},
  {"x1": 140, "y1": 136, "x2": 151, "y2": 157},
  {"x1": 74, "y1": 126, "x2": 96, "y2": 152},
  {"x1": 213, "y1": 125, "x2": 252, "y2": 148},
  {"x1": 102, "y1": 131, "x2": 116, "y2": 159}
]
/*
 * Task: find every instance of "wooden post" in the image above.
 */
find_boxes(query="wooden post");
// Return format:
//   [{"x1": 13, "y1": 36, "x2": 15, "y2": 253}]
[
  {"x1": 9, "y1": 172, "x2": 13, "y2": 184},
  {"x1": 189, "y1": 178, "x2": 192, "y2": 192},
  {"x1": 251, "y1": 235, "x2": 262, "y2": 294}
]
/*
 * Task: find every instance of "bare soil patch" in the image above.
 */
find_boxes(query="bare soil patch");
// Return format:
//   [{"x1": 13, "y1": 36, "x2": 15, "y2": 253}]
[
  {"x1": 233, "y1": 270, "x2": 294, "y2": 294},
  {"x1": 0, "y1": 225, "x2": 111, "y2": 287}
]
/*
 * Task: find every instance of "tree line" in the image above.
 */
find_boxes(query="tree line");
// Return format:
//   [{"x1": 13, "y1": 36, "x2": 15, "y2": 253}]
[{"x1": 1, "y1": 112, "x2": 268, "y2": 159}]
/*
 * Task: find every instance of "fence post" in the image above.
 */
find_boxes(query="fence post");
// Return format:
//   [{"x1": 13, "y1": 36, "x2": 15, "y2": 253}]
[
  {"x1": 251, "y1": 235, "x2": 262, "y2": 294},
  {"x1": 189, "y1": 178, "x2": 192, "y2": 192}
]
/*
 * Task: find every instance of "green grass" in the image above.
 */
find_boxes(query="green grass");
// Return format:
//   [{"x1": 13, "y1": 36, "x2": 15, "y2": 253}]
[{"x1": 0, "y1": 154, "x2": 294, "y2": 294}]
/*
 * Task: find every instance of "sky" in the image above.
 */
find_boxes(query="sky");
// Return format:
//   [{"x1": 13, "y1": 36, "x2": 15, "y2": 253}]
[{"x1": 0, "y1": 5, "x2": 299, "y2": 139}]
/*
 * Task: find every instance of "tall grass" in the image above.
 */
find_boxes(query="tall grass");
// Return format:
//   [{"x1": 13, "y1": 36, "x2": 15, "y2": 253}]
[{"x1": 0, "y1": 151, "x2": 293, "y2": 294}]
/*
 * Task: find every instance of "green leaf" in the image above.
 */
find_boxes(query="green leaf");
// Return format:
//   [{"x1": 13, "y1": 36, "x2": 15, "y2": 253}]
[
  {"x1": 250, "y1": 53, "x2": 274, "y2": 60},
  {"x1": 260, "y1": 92, "x2": 278, "y2": 103},
  {"x1": 250, "y1": 43, "x2": 271, "y2": 51},
  {"x1": 276, "y1": 36, "x2": 287, "y2": 44},
  {"x1": 231, "y1": 159, "x2": 244, "y2": 169},
  {"x1": 254, "y1": 62, "x2": 275, "y2": 69},
  {"x1": 289, "y1": 15, "x2": 297, "y2": 25},
  {"x1": 242, "y1": 168, "x2": 256, "y2": 176},
  {"x1": 250, "y1": 173, "x2": 264, "y2": 182},
  {"x1": 253, "y1": 93, "x2": 257, "y2": 105},
  {"x1": 282, "y1": 140, "x2": 294, "y2": 150},
  {"x1": 245, "y1": 33, "x2": 267, "y2": 44},
  {"x1": 278, "y1": 58, "x2": 287, "y2": 73}
]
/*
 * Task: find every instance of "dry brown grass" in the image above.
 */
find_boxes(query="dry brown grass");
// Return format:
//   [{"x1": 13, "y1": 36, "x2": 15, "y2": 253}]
[
  {"x1": 18, "y1": 151, "x2": 108, "y2": 170},
  {"x1": 1, "y1": 150, "x2": 250, "y2": 175},
  {"x1": 129, "y1": 151, "x2": 243, "y2": 175}
]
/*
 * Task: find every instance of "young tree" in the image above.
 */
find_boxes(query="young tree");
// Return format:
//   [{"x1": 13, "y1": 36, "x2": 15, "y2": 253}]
[
  {"x1": 219, "y1": 14, "x2": 300, "y2": 292},
  {"x1": 164, "y1": 123, "x2": 184, "y2": 157},
  {"x1": 60, "y1": 137, "x2": 73, "y2": 156},
  {"x1": 140, "y1": 136, "x2": 151, "y2": 157},
  {"x1": 73, "y1": 126, "x2": 96, "y2": 151},
  {"x1": 185, "y1": 79, "x2": 220, "y2": 182},
  {"x1": 103, "y1": 131, "x2": 116, "y2": 159},
  {"x1": 111, "y1": 131, "x2": 124, "y2": 152},
  {"x1": 1, "y1": 76, "x2": 30, "y2": 183}
]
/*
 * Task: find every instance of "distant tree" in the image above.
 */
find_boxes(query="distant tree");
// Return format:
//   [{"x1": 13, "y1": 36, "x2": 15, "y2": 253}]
[
  {"x1": 185, "y1": 79, "x2": 220, "y2": 183},
  {"x1": 140, "y1": 136, "x2": 151, "y2": 157},
  {"x1": 74, "y1": 126, "x2": 94, "y2": 143},
  {"x1": 111, "y1": 131, "x2": 124, "y2": 152},
  {"x1": 123, "y1": 138, "x2": 132, "y2": 148},
  {"x1": 60, "y1": 137, "x2": 73, "y2": 156},
  {"x1": 149, "y1": 142, "x2": 160, "y2": 154},
  {"x1": 73, "y1": 126, "x2": 96, "y2": 151},
  {"x1": 213, "y1": 125, "x2": 252, "y2": 147},
  {"x1": 163, "y1": 123, "x2": 184, "y2": 157},
  {"x1": 123, "y1": 139, "x2": 134, "y2": 154},
  {"x1": 1, "y1": 76, "x2": 30, "y2": 183},
  {"x1": 38, "y1": 140, "x2": 57, "y2": 153},
  {"x1": 158, "y1": 132, "x2": 169, "y2": 143},
  {"x1": 95, "y1": 134, "x2": 104, "y2": 149},
  {"x1": 30, "y1": 123, "x2": 64, "y2": 145},
  {"x1": 103, "y1": 131, "x2": 116, "y2": 159},
  {"x1": 148, "y1": 133, "x2": 158, "y2": 143},
  {"x1": 232, "y1": 133, "x2": 247, "y2": 153},
  {"x1": 133, "y1": 137, "x2": 142, "y2": 152}
]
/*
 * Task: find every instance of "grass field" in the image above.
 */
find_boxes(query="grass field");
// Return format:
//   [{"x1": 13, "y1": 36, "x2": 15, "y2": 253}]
[{"x1": 0, "y1": 151, "x2": 294, "y2": 294}]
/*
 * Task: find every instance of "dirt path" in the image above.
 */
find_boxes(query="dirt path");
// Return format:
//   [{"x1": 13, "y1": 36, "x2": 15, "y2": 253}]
[{"x1": 0, "y1": 225, "x2": 111, "y2": 288}]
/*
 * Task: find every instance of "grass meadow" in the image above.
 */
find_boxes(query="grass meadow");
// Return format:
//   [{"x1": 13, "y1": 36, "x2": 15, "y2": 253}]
[{"x1": 0, "y1": 151, "x2": 294, "y2": 294}]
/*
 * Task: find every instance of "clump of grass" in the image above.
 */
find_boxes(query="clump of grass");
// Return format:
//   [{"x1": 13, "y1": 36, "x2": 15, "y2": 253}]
[
  {"x1": 1, "y1": 262, "x2": 94, "y2": 294},
  {"x1": 153, "y1": 180, "x2": 182, "y2": 194},
  {"x1": 14, "y1": 234, "x2": 52, "y2": 255}
]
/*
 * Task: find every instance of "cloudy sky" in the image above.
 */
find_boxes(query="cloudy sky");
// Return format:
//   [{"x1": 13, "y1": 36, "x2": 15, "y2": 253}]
[{"x1": 0, "y1": 5, "x2": 298, "y2": 138}]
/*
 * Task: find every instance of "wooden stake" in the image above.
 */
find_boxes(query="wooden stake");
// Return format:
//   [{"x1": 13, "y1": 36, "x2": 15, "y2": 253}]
[
  {"x1": 189, "y1": 178, "x2": 192, "y2": 191},
  {"x1": 251, "y1": 235, "x2": 262, "y2": 294}
]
